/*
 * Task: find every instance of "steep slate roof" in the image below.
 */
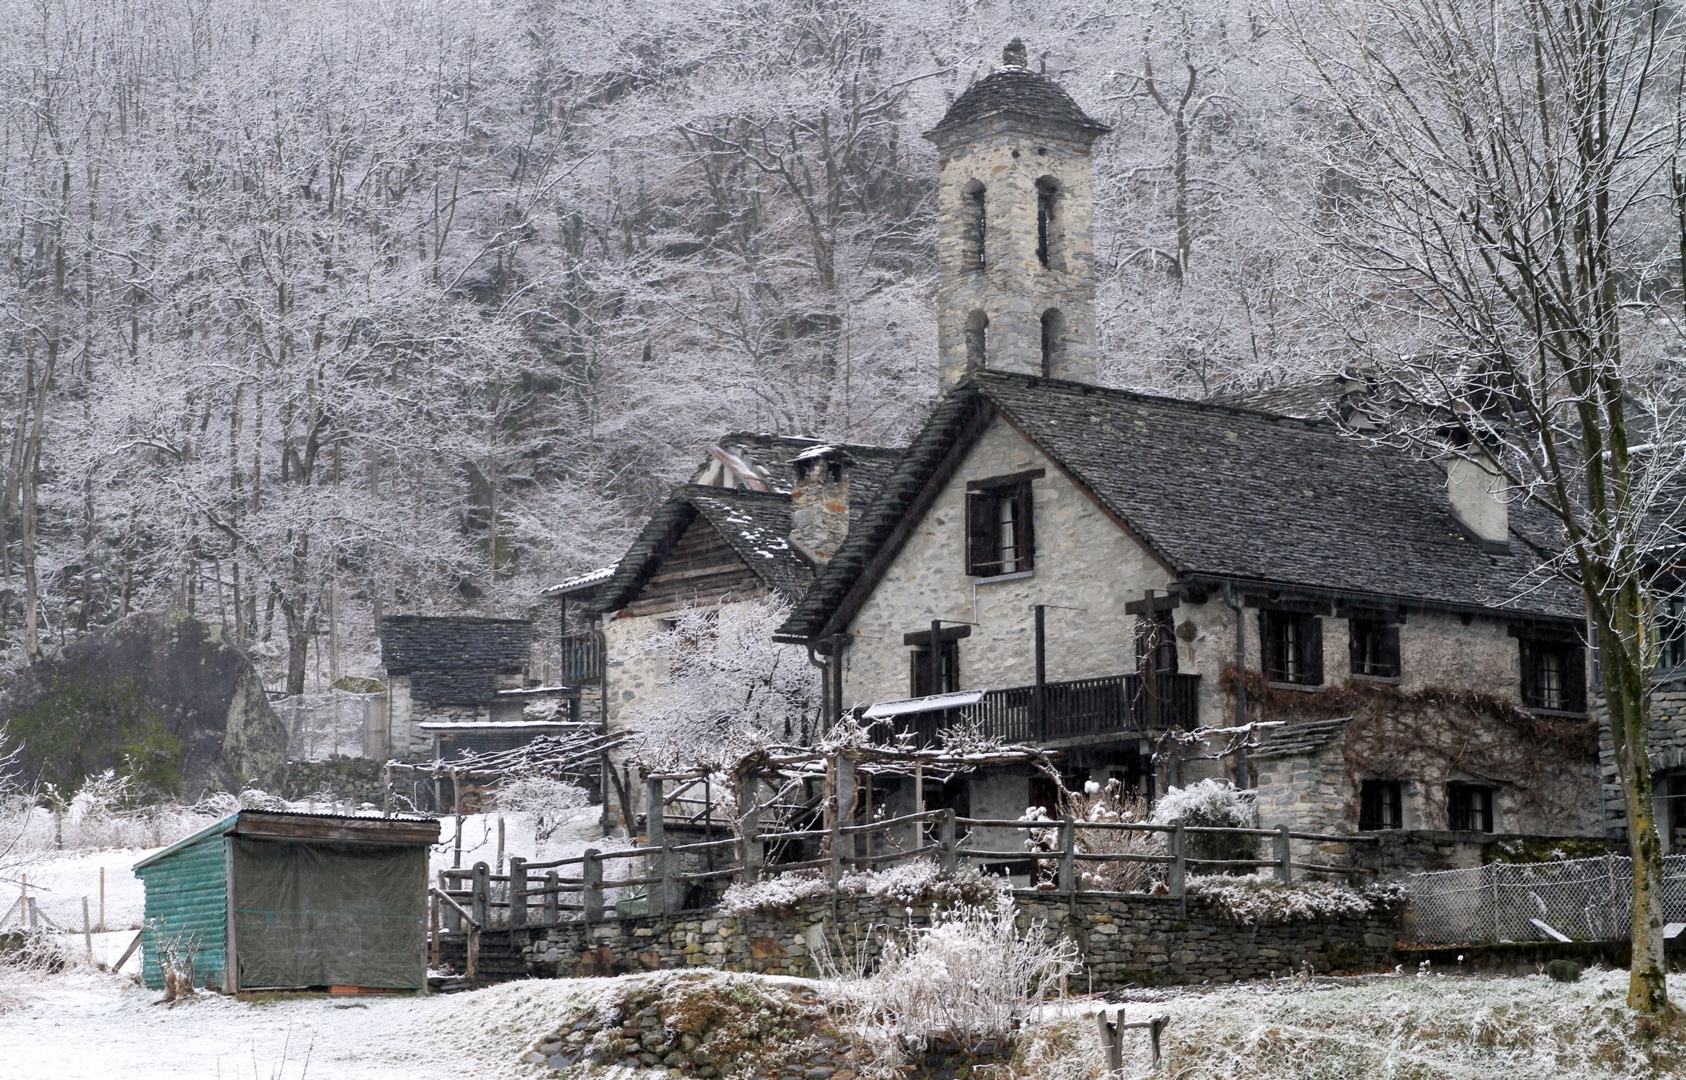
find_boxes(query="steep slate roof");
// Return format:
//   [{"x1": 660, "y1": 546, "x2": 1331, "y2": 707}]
[
  {"x1": 927, "y1": 67, "x2": 1111, "y2": 139},
  {"x1": 779, "y1": 372, "x2": 1582, "y2": 641},
  {"x1": 586, "y1": 486, "x2": 813, "y2": 614},
  {"x1": 379, "y1": 616, "x2": 533, "y2": 705}
]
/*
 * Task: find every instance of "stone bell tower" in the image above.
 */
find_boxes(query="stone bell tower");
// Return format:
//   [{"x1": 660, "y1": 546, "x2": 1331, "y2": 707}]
[{"x1": 925, "y1": 40, "x2": 1110, "y2": 392}]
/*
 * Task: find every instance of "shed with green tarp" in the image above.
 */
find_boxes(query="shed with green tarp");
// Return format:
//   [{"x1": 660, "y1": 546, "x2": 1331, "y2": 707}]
[{"x1": 133, "y1": 810, "x2": 440, "y2": 993}]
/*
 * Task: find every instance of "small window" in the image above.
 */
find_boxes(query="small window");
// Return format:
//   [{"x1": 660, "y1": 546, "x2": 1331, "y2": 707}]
[
  {"x1": 1260, "y1": 610, "x2": 1323, "y2": 686},
  {"x1": 1519, "y1": 636, "x2": 1586, "y2": 712},
  {"x1": 966, "y1": 474, "x2": 1038, "y2": 576},
  {"x1": 1358, "y1": 779, "x2": 1403, "y2": 830},
  {"x1": 1447, "y1": 783, "x2": 1494, "y2": 832},
  {"x1": 963, "y1": 180, "x2": 987, "y2": 271},
  {"x1": 910, "y1": 638, "x2": 960, "y2": 697},
  {"x1": 1349, "y1": 618, "x2": 1401, "y2": 678},
  {"x1": 965, "y1": 310, "x2": 988, "y2": 371},
  {"x1": 1039, "y1": 309, "x2": 1062, "y2": 377},
  {"x1": 1035, "y1": 176, "x2": 1058, "y2": 268},
  {"x1": 1657, "y1": 592, "x2": 1686, "y2": 671}
]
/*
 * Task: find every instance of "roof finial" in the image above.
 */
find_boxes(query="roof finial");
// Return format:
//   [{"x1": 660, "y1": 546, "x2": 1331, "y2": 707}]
[{"x1": 1003, "y1": 38, "x2": 1028, "y2": 68}]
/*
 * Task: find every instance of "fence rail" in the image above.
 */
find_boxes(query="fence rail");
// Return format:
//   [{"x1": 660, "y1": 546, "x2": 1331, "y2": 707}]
[{"x1": 1409, "y1": 853, "x2": 1686, "y2": 944}]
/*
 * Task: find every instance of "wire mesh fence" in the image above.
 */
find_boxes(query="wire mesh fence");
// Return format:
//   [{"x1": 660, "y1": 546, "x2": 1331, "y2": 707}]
[
  {"x1": 275, "y1": 690, "x2": 384, "y2": 761},
  {"x1": 1409, "y1": 853, "x2": 1686, "y2": 943}
]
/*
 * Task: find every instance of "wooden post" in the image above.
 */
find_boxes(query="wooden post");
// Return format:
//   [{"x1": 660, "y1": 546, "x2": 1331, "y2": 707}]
[
  {"x1": 439, "y1": 870, "x2": 460, "y2": 932},
  {"x1": 382, "y1": 764, "x2": 393, "y2": 817},
  {"x1": 1058, "y1": 815, "x2": 1076, "y2": 893},
  {"x1": 471, "y1": 861, "x2": 490, "y2": 929},
  {"x1": 645, "y1": 777, "x2": 666, "y2": 915},
  {"x1": 509, "y1": 856, "x2": 528, "y2": 930},
  {"x1": 1275, "y1": 823, "x2": 1292, "y2": 886},
  {"x1": 658, "y1": 837, "x2": 680, "y2": 914},
  {"x1": 583, "y1": 848, "x2": 604, "y2": 922},
  {"x1": 1034, "y1": 604, "x2": 1047, "y2": 739},
  {"x1": 98, "y1": 867, "x2": 105, "y2": 933},
  {"x1": 938, "y1": 808, "x2": 958, "y2": 874},
  {"x1": 451, "y1": 768, "x2": 462, "y2": 818},
  {"x1": 1169, "y1": 825, "x2": 1186, "y2": 898},
  {"x1": 831, "y1": 755, "x2": 856, "y2": 885},
  {"x1": 1096, "y1": 1008, "x2": 1124, "y2": 1075},
  {"x1": 81, "y1": 897, "x2": 92, "y2": 963},
  {"x1": 429, "y1": 889, "x2": 441, "y2": 971},
  {"x1": 497, "y1": 817, "x2": 507, "y2": 876},
  {"x1": 738, "y1": 777, "x2": 763, "y2": 885},
  {"x1": 544, "y1": 871, "x2": 560, "y2": 926}
]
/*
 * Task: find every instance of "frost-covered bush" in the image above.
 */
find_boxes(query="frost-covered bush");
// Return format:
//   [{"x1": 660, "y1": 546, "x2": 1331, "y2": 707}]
[
  {"x1": 489, "y1": 775, "x2": 591, "y2": 841},
  {"x1": 720, "y1": 862, "x2": 1008, "y2": 916},
  {"x1": 1063, "y1": 779, "x2": 1165, "y2": 893},
  {"x1": 1189, "y1": 872, "x2": 1409, "y2": 925},
  {"x1": 835, "y1": 899, "x2": 1079, "y2": 1056},
  {"x1": 1151, "y1": 778, "x2": 1258, "y2": 871}
]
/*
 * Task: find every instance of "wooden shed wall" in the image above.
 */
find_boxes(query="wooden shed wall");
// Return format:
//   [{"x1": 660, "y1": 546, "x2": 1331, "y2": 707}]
[
  {"x1": 135, "y1": 833, "x2": 228, "y2": 990},
  {"x1": 624, "y1": 513, "x2": 766, "y2": 617}
]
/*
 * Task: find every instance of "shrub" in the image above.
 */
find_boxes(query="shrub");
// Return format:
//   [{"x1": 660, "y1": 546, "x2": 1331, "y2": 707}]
[{"x1": 1151, "y1": 778, "x2": 1258, "y2": 871}]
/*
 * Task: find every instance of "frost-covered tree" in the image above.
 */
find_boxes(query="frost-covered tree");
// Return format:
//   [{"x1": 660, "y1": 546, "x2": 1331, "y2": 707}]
[{"x1": 623, "y1": 597, "x2": 821, "y2": 768}]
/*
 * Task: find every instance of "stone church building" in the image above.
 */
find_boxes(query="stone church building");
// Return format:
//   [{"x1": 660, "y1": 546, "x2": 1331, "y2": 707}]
[{"x1": 771, "y1": 43, "x2": 1607, "y2": 852}]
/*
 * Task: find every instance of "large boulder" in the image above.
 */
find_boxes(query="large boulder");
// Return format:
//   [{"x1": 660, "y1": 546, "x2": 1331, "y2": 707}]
[{"x1": 0, "y1": 609, "x2": 287, "y2": 799}]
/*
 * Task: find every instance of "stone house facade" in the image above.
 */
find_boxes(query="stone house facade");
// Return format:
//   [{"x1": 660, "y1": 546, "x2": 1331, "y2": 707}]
[{"x1": 774, "y1": 46, "x2": 1604, "y2": 846}]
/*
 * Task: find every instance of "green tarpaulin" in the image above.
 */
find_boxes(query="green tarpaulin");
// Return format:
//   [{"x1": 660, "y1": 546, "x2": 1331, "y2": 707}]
[{"x1": 232, "y1": 839, "x2": 425, "y2": 989}]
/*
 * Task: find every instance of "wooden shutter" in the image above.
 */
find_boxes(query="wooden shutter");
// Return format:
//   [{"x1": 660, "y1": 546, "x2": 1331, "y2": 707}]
[
  {"x1": 1299, "y1": 616, "x2": 1324, "y2": 685},
  {"x1": 966, "y1": 491, "x2": 994, "y2": 575},
  {"x1": 1015, "y1": 482, "x2": 1035, "y2": 570},
  {"x1": 1518, "y1": 639, "x2": 1539, "y2": 707},
  {"x1": 1564, "y1": 641, "x2": 1587, "y2": 712},
  {"x1": 910, "y1": 649, "x2": 929, "y2": 697},
  {"x1": 1259, "y1": 611, "x2": 1281, "y2": 680},
  {"x1": 1379, "y1": 624, "x2": 1401, "y2": 678}
]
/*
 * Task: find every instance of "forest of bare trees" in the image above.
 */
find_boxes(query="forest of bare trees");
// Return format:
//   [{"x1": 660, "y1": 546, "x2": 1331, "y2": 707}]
[{"x1": 0, "y1": 0, "x2": 1343, "y2": 690}]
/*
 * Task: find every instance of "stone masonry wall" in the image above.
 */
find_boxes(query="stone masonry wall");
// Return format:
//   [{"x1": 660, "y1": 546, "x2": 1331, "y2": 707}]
[
  {"x1": 1598, "y1": 671, "x2": 1686, "y2": 841},
  {"x1": 513, "y1": 891, "x2": 1398, "y2": 989}
]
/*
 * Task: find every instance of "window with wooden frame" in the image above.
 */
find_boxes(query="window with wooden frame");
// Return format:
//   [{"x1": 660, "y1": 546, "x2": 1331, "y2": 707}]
[
  {"x1": 1518, "y1": 634, "x2": 1586, "y2": 712},
  {"x1": 1349, "y1": 617, "x2": 1401, "y2": 679},
  {"x1": 1447, "y1": 782, "x2": 1495, "y2": 833},
  {"x1": 1260, "y1": 609, "x2": 1323, "y2": 685},
  {"x1": 965, "y1": 470, "x2": 1042, "y2": 577},
  {"x1": 910, "y1": 638, "x2": 960, "y2": 697},
  {"x1": 1358, "y1": 779, "x2": 1403, "y2": 830}
]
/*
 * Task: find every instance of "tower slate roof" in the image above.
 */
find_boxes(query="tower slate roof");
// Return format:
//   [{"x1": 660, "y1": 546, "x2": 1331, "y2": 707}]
[
  {"x1": 927, "y1": 66, "x2": 1110, "y2": 140},
  {"x1": 778, "y1": 371, "x2": 1583, "y2": 642}
]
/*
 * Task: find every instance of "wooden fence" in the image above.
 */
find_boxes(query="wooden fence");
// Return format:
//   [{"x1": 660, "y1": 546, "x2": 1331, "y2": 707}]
[{"x1": 427, "y1": 803, "x2": 1378, "y2": 976}]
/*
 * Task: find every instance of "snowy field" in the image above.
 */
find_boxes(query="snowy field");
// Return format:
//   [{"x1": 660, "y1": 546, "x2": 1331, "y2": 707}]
[{"x1": 1, "y1": 965, "x2": 1684, "y2": 1079}]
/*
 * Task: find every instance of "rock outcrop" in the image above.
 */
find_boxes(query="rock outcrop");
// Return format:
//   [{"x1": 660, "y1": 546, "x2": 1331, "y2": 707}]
[{"x1": 1, "y1": 609, "x2": 287, "y2": 798}]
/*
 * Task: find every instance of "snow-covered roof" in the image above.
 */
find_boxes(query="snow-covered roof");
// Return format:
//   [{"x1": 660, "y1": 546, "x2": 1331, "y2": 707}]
[
  {"x1": 862, "y1": 690, "x2": 986, "y2": 719},
  {"x1": 417, "y1": 719, "x2": 580, "y2": 731},
  {"x1": 790, "y1": 444, "x2": 838, "y2": 462},
  {"x1": 493, "y1": 684, "x2": 575, "y2": 697},
  {"x1": 540, "y1": 565, "x2": 617, "y2": 597}
]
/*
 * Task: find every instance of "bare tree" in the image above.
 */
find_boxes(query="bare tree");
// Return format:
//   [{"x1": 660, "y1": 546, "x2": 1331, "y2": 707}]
[{"x1": 1286, "y1": 0, "x2": 1686, "y2": 1012}]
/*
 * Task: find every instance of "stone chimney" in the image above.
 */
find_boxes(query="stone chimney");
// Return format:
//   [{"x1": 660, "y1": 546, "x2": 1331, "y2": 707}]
[
  {"x1": 787, "y1": 446, "x2": 856, "y2": 565},
  {"x1": 1447, "y1": 452, "x2": 1509, "y2": 554}
]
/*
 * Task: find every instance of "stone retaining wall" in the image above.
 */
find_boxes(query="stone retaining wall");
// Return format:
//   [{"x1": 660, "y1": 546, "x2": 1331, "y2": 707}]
[{"x1": 508, "y1": 890, "x2": 1398, "y2": 989}]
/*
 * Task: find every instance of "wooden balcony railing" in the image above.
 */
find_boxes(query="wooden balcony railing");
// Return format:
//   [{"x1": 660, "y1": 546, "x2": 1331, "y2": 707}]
[
  {"x1": 880, "y1": 672, "x2": 1199, "y2": 748},
  {"x1": 559, "y1": 632, "x2": 603, "y2": 682}
]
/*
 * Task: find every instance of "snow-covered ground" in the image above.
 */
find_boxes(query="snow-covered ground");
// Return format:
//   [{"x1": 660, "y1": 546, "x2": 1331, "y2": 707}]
[{"x1": 0, "y1": 968, "x2": 591, "y2": 1080}]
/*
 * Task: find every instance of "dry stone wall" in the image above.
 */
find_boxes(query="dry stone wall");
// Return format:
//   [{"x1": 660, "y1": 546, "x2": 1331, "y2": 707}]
[{"x1": 501, "y1": 890, "x2": 1398, "y2": 989}]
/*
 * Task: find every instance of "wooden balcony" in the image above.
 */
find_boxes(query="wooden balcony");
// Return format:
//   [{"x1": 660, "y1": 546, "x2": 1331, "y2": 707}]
[
  {"x1": 878, "y1": 672, "x2": 1200, "y2": 748},
  {"x1": 559, "y1": 632, "x2": 603, "y2": 683}
]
